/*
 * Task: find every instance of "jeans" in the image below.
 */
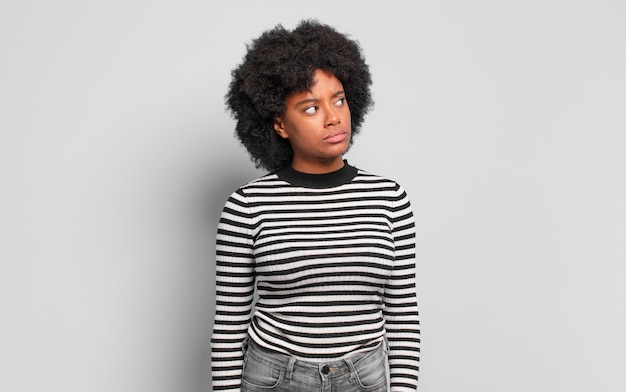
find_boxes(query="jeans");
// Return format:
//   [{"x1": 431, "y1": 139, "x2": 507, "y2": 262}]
[{"x1": 241, "y1": 339, "x2": 389, "y2": 392}]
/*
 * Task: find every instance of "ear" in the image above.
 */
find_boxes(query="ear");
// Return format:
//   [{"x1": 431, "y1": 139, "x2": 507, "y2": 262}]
[{"x1": 273, "y1": 117, "x2": 289, "y2": 139}]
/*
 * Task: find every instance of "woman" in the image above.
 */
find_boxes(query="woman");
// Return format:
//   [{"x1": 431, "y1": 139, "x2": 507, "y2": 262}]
[{"x1": 211, "y1": 20, "x2": 420, "y2": 391}]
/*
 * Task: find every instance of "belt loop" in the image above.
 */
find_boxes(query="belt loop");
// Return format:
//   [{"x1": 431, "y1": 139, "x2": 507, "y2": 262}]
[
  {"x1": 285, "y1": 357, "x2": 296, "y2": 382},
  {"x1": 345, "y1": 358, "x2": 356, "y2": 383}
]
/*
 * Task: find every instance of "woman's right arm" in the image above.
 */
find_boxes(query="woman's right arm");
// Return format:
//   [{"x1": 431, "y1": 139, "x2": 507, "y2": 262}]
[{"x1": 210, "y1": 189, "x2": 255, "y2": 392}]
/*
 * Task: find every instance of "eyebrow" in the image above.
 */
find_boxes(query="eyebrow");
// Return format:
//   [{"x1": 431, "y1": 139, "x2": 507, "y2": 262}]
[{"x1": 294, "y1": 90, "x2": 345, "y2": 108}]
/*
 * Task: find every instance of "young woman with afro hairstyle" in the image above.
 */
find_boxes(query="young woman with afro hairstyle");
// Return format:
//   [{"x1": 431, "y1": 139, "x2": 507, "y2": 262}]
[{"x1": 211, "y1": 20, "x2": 420, "y2": 392}]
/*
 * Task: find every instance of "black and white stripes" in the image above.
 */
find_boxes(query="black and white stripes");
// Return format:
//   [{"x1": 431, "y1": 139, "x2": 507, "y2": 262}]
[{"x1": 211, "y1": 163, "x2": 420, "y2": 391}]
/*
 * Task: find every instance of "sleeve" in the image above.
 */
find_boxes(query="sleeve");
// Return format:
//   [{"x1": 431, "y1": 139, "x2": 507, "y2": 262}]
[
  {"x1": 383, "y1": 184, "x2": 420, "y2": 391},
  {"x1": 210, "y1": 189, "x2": 255, "y2": 392}
]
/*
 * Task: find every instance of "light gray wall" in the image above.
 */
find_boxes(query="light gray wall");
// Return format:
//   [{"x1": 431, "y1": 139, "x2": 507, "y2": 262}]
[{"x1": 1, "y1": 1, "x2": 624, "y2": 391}]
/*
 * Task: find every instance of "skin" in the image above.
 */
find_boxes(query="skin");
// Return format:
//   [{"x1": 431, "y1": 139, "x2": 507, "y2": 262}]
[{"x1": 274, "y1": 69, "x2": 352, "y2": 174}]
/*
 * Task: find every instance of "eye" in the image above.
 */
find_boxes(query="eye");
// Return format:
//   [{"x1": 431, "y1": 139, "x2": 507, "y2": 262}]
[
  {"x1": 336, "y1": 98, "x2": 346, "y2": 106},
  {"x1": 304, "y1": 106, "x2": 318, "y2": 114}
]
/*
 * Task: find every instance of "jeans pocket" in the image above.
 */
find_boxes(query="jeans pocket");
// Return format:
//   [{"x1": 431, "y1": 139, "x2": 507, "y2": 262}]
[
  {"x1": 352, "y1": 349, "x2": 388, "y2": 391},
  {"x1": 241, "y1": 351, "x2": 283, "y2": 391}
]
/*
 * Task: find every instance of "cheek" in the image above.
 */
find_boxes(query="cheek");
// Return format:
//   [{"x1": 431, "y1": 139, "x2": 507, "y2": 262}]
[{"x1": 343, "y1": 108, "x2": 352, "y2": 126}]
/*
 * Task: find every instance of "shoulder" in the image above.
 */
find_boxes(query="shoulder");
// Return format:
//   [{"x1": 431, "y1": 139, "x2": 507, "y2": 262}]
[
  {"x1": 234, "y1": 172, "x2": 284, "y2": 194},
  {"x1": 353, "y1": 166, "x2": 407, "y2": 194},
  {"x1": 222, "y1": 172, "x2": 289, "y2": 207}
]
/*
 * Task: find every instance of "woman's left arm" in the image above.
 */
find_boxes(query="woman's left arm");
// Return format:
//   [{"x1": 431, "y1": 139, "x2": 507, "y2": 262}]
[{"x1": 383, "y1": 184, "x2": 420, "y2": 391}]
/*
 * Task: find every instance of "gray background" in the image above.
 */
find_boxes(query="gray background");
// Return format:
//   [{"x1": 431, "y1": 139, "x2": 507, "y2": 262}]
[{"x1": 1, "y1": 1, "x2": 625, "y2": 391}]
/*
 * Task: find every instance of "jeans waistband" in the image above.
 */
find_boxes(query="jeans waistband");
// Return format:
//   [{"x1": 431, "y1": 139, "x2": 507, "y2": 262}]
[{"x1": 244, "y1": 339, "x2": 385, "y2": 381}]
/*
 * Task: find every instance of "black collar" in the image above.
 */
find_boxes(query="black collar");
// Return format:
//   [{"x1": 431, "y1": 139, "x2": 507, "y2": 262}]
[{"x1": 275, "y1": 160, "x2": 358, "y2": 188}]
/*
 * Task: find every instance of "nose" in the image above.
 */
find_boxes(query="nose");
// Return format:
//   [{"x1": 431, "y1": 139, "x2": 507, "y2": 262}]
[{"x1": 326, "y1": 107, "x2": 341, "y2": 127}]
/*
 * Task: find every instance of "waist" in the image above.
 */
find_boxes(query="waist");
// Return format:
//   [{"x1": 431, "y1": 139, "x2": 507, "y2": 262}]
[
  {"x1": 244, "y1": 338, "x2": 386, "y2": 379},
  {"x1": 249, "y1": 312, "x2": 387, "y2": 359}
]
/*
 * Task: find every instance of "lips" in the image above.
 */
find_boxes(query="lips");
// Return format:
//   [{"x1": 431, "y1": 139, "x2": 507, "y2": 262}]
[{"x1": 324, "y1": 131, "x2": 347, "y2": 143}]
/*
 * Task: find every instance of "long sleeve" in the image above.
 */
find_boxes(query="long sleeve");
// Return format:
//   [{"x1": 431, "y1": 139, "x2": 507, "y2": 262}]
[
  {"x1": 383, "y1": 184, "x2": 420, "y2": 391},
  {"x1": 210, "y1": 190, "x2": 255, "y2": 392}
]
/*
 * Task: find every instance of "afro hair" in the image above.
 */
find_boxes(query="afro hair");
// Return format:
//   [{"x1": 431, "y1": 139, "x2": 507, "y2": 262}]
[{"x1": 225, "y1": 19, "x2": 373, "y2": 172}]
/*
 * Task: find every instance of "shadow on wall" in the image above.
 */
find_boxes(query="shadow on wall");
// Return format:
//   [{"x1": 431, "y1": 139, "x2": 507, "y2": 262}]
[{"x1": 166, "y1": 120, "x2": 263, "y2": 392}]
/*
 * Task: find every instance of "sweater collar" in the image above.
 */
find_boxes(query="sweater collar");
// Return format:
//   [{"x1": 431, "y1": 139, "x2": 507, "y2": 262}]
[{"x1": 275, "y1": 160, "x2": 358, "y2": 188}]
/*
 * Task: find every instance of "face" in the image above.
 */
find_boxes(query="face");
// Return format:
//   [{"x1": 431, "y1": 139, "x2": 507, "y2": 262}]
[{"x1": 274, "y1": 69, "x2": 352, "y2": 173}]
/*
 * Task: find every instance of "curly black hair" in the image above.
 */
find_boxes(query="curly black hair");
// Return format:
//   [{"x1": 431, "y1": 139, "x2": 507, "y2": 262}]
[{"x1": 225, "y1": 19, "x2": 373, "y2": 172}]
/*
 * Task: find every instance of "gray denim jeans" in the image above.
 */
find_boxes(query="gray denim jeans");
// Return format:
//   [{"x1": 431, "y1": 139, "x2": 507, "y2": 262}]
[{"x1": 241, "y1": 339, "x2": 389, "y2": 392}]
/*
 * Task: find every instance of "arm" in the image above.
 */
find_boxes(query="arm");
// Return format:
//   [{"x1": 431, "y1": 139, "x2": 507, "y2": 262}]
[
  {"x1": 210, "y1": 189, "x2": 255, "y2": 392},
  {"x1": 383, "y1": 184, "x2": 420, "y2": 391}
]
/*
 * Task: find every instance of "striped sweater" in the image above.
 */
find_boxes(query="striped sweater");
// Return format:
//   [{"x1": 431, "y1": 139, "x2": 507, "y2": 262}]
[{"x1": 211, "y1": 162, "x2": 420, "y2": 391}]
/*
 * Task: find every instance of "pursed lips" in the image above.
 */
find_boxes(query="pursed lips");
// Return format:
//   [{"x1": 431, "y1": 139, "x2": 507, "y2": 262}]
[{"x1": 324, "y1": 131, "x2": 347, "y2": 142}]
